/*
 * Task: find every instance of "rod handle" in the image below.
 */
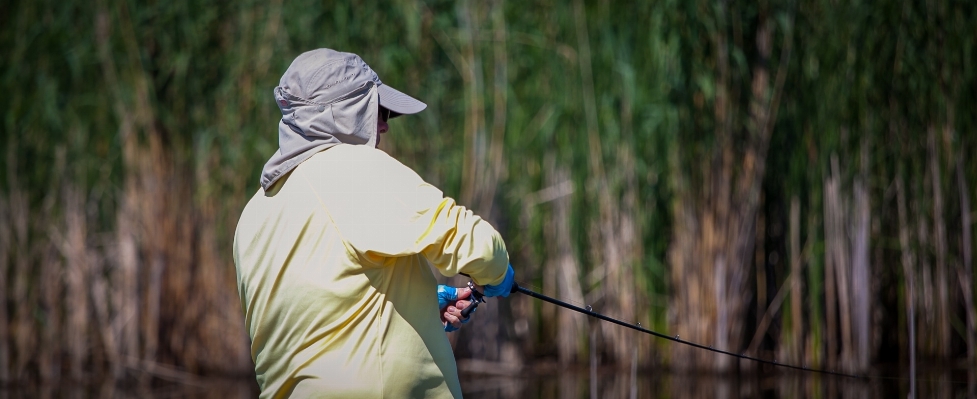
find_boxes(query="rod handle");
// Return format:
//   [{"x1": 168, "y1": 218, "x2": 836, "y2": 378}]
[
  {"x1": 458, "y1": 280, "x2": 518, "y2": 319},
  {"x1": 461, "y1": 300, "x2": 478, "y2": 318},
  {"x1": 461, "y1": 281, "x2": 485, "y2": 319}
]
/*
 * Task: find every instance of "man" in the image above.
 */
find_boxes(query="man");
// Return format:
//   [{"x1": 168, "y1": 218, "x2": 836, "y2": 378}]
[{"x1": 233, "y1": 48, "x2": 515, "y2": 398}]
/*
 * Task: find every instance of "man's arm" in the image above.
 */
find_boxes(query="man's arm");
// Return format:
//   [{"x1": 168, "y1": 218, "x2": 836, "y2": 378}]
[{"x1": 311, "y1": 145, "x2": 510, "y2": 285}]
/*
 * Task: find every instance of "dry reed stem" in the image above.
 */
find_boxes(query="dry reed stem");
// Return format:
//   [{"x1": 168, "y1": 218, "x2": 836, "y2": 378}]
[
  {"x1": 10, "y1": 174, "x2": 32, "y2": 381},
  {"x1": 39, "y1": 248, "x2": 63, "y2": 382},
  {"x1": 897, "y1": 174, "x2": 918, "y2": 399},
  {"x1": 543, "y1": 161, "x2": 586, "y2": 364},
  {"x1": 0, "y1": 191, "x2": 8, "y2": 381},
  {"x1": 927, "y1": 126, "x2": 951, "y2": 358},
  {"x1": 824, "y1": 169, "x2": 839, "y2": 368},
  {"x1": 458, "y1": 0, "x2": 487, "y2": 211},
  {"x1": 64, "y1": 185, "x2": 91, "y2": 380},
  {"x1": 786, "y1": 196, "x2": 804, "y2": 365},
  {"x1": 114, "y1": 193, "x2": 140, "y2": 379},
  {"x1": 826, "y1": 155, "x2": 854, "y2": 368},
  {"x1": 595, "y1": 148, "x2": 640, "y2": 366},
  {"x1": 851, "y1": 144, "x2": 872, "y2": 369},
  {"x1": 956, "y1": 154, "x2": 976, "y2": 362},
  {"x1": 478, "y1": 0, "x2": 508, "y2": 219},
  {"x1": 916, "y1": 190, "x2": 937, "y2": 354},
  {"x1": 821, "y1": 151, "x2": 874, "y2": 371}
]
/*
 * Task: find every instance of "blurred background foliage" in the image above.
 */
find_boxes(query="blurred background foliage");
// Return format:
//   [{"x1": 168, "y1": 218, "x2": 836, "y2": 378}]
[{"x1": 1, "y1": 0, "x2": 975, "y2": 387}]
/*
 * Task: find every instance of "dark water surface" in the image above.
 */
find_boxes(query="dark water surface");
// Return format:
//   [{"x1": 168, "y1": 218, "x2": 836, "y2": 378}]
[
  {"x1": 0, "y1": 378, "x2": 259, "y2": 399},
  {"x1": 460, "y1": 365, "x2": 977, "y2": 399},
  {"x1": 1, "y1": 366, "x2": 973, "y2": 398}
]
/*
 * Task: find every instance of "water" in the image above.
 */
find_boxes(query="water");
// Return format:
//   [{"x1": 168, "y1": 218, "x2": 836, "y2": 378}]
[
  {"x1": 460, "y1": 366, "x2": 977, "y2": 399},
  {"x1": 1, "y1": 366, "x2": 972, "y2": 398},
  {"x1": 0, "y1": 378, "x2": 259, "y2": 399}
]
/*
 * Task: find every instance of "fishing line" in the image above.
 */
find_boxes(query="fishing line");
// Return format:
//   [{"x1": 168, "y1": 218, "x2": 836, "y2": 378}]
[
  {"x1": 461, "y1": 279, "x2": 867, "y2": 380},
  {"x1": 458, "y1": 277, "x2": 975, "y2": 389},
  {"x1": 510, "y1": 282, "x2": 868, "y2": 379}
]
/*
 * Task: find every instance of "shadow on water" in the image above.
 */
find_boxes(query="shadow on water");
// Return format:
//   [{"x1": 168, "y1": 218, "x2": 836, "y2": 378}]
[
  {"x1": 460, "y1": 364, "x2": 977, "y2": 399},
  {"x1": 0, "y1": 377, "x2": 260, "y2": 399},
  {"x1": 1, "y1": 365, "x2": 973, "y2": 398}
]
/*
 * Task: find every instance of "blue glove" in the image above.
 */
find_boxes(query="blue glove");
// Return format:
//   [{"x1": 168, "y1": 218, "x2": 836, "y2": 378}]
[
  {"x1": 437, "y1": 284, "x2": 459, "y2": 310},
  {"x1": 482, "y1": 264, "x2": 515, "y2": 297},
  {"x1": 438, "y1": 284, "x2": 472, "y2": 332}
]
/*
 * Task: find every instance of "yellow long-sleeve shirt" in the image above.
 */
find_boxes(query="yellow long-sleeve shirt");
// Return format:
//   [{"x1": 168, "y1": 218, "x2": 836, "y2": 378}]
[{"x1": 233, "y1": 144, "x2": 509, "y2": 398}]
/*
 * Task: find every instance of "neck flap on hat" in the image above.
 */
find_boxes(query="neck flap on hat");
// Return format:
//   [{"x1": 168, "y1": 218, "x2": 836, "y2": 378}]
[{"x1": 259, "y1": 81, "x2": 379, "y2": 190}]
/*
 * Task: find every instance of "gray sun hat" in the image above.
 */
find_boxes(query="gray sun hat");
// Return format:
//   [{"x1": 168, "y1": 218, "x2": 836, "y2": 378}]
[
  {"x1": 259, "y1": 48, "x2": 426, "y2": 190},
  {"x1": 276, "y1": 48, "x2": 427, "y2": 116}
]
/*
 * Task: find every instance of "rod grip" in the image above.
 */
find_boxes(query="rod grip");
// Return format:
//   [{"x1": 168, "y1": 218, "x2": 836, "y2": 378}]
[
  {"x1": 461, "y1": 301, "x2": 478, "y2": 318},
  {"x1": 458, "y1": 280, "x2": 517, "y2": 319}
]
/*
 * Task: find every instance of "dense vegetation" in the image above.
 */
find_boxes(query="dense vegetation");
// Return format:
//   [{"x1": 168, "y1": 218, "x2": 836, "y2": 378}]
[{"x1": 1, "y1": 0, "x2": 974, "y2": 385}]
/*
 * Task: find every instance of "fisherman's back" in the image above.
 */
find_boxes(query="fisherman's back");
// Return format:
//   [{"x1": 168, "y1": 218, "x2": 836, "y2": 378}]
[{"x1": 234, "y1": 145, "x2": 463, "y2": 398}]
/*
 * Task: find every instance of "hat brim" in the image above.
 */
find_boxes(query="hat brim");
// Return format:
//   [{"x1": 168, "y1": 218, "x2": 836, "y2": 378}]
[{"x1": 378, "y1": 84, "x2": 427, "y2": 115}]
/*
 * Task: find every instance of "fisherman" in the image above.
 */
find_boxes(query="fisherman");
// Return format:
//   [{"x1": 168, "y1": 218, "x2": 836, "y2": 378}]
[{"x1": 233, "y1": 48, "x2": 515, "y2": 398}]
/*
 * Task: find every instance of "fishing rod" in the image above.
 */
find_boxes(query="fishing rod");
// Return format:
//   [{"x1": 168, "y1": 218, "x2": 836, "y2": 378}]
[{"x1": 461, "y1": 280, "x2": 868, "y2": 381}]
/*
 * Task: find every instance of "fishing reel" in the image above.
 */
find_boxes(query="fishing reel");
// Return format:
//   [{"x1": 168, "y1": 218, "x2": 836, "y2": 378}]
[{"x1": 461, "y1": 280, "x2": 485, "y2": 319}]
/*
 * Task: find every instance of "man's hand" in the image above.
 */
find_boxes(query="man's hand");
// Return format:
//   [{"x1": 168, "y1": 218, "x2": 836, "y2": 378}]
[{"x1": 438, "y1": 285, "x2": 473, "y2": 332}]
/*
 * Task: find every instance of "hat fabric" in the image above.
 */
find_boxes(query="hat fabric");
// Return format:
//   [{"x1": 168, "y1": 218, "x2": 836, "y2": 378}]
[
  {"x1": 276, "y1": 49, "x2": 426, "y2": 115},
  {"x1": 259, "y1": 49, "x2": 426, "y2": 190}
]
